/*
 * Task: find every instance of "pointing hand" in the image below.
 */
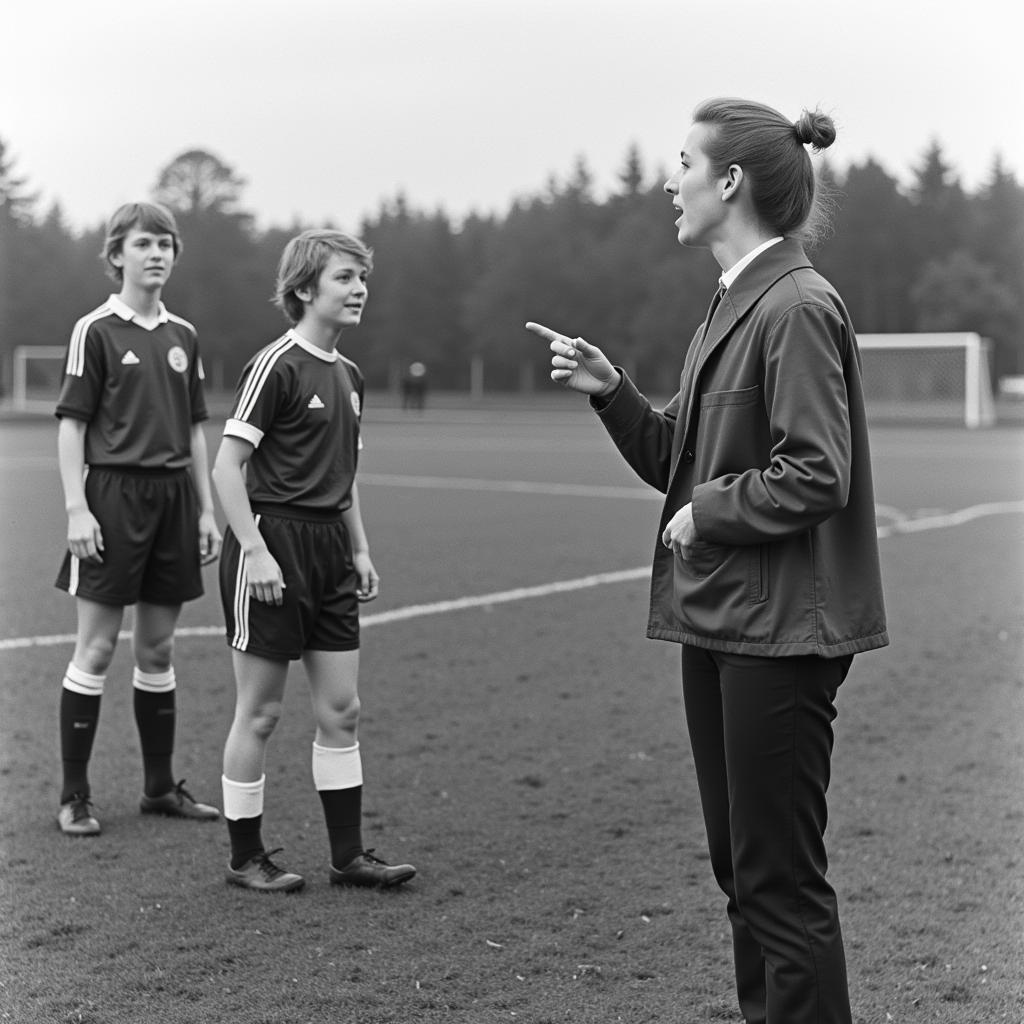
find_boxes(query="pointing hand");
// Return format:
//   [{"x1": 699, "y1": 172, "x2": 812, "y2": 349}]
[{"x1": 525, "y1": 322, "x2": 621, "y2": 397}]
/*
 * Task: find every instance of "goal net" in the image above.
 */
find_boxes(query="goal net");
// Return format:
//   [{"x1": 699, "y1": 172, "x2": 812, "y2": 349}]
[
  {"x1": 10, "y1": 346, "x2": 67, "y2": 413},
  {"x1": 857, "y1": 333, "x2": 996, "y2": 428}
]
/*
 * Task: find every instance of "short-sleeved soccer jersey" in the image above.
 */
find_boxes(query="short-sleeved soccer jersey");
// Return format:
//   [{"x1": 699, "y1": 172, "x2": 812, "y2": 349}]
[
  {"x1": 223, "y1": 330, "x2": 364, "y2": 516},
  {"x1": 55, "y1": 294, "x2": 207, "y2": 470}
]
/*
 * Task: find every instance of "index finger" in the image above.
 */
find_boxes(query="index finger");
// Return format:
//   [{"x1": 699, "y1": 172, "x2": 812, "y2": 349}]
[{"x1": 524, "y1": 322, "x2": 561, "y2": 342}]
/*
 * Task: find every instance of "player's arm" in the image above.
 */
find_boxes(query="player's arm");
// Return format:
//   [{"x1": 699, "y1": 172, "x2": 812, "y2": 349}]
[
  {"x1": 211, "y1": 436, "x2": 285, "y2": 605},
  {"x1": 57, "y1": 416, "x2": 103, "y2": 563},
  {"x1": 341, "y1": 483, "x2": 379, "y2": 602},
  {"x1": 189, "y1": 423, "x2": 222, "y2": 565}
]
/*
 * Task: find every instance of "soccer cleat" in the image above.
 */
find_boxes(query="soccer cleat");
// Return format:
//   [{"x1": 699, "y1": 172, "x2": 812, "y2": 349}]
[
  {"x1": 226, "y1": 849, "x2": 305, "y2": 893},
  {"x1": 58, "y1": 793, "x2": 101, "y2": 836},
  {"x1": 140, "y1": 779, "x2": 220, "y2": 821},
  {"x1": 329, "y1": 849, "x2": 416, "y2": 889}
]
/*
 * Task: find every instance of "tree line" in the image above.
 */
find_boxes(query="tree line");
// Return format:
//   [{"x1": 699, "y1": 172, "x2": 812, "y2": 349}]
[{"x1": 2, "y1": 137, "x2": 1022, "y2": 398}]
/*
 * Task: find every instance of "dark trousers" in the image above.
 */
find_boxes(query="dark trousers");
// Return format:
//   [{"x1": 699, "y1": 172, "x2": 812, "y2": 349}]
[{"x1": 680, "y1": 645, "x2": 853, "y2": 1024}]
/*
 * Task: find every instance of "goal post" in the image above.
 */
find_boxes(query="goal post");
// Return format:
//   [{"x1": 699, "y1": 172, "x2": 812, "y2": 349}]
[
  {"x1": 856, "y1": 333, "x2": 996, "y2": 428},
  {"x1": 11, "y1": 346, "x2": 67, "y2": 413}
]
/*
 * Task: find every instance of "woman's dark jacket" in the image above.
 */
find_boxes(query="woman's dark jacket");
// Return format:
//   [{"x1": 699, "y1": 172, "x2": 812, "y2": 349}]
[{"x1": 594, "y1": 239, "x2": 889, "y2": 658}]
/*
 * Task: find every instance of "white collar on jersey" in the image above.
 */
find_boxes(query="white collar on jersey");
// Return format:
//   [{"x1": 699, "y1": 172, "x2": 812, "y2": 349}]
[
  {"x1": 288, "y1": 328, "x2": 341, "y2": 363},
  {"x1": 106, "y1": 294, "x2": 170, "y2": 324}
]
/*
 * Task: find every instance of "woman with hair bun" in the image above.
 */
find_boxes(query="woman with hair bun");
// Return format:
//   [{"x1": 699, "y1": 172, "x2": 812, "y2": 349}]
[{"x1": 527, "y1": 98, "x2": 886, "y2": 1023}]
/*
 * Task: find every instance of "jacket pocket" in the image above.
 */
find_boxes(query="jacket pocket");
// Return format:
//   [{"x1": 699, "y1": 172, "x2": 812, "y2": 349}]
[
  {"x1": 700, "y1": 384, "x2": 761, "y2": 410},
  {"x1": 681, "y1": 540, "x2": 730, "y2": 579},
  {"x1": 682, "y1": 542, "x2": 768, "y2": 605},
  {"x1": 748, "y1": 544, "x2": 769, "y2": 604}
]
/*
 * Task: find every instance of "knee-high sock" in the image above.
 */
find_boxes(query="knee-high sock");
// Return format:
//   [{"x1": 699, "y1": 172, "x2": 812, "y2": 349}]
[
  {"x1": 59, "y1": 663, "x2": 104, "y2": 803},
  {"x1": 313, "y1": 742, "x2": 363, "y2": 868},
  {"x1": 222, "y1": 775, "x2": 266, "y2": 870},
  {"x1": 133, "y1": 668, "x2": 176, "y2": 797}
]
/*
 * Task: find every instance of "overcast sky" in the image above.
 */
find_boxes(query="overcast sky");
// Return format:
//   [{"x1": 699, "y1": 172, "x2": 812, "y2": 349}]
[{"x1": 3, "y1": 0, "x2": 1019, "y2": 233}]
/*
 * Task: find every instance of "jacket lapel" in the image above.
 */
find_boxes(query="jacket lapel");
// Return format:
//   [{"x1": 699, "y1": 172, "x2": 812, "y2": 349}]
[
  {"x1": 676, "y1": 290, "x2": 734, "y2": 446},
  {"x1": 669, "y1": 239, "x2": 815, "y2": 490}
]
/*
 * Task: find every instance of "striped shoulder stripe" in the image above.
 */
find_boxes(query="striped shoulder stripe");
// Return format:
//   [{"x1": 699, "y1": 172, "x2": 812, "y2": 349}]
[
  {"x1": 66, "y1": 302, "x2": 115, "y2": 377},
  {"x1": 337, "y1": 352, "x2": 360, "y2": 372},
  {"x1": 166, "y1": 311, "x2": 197, "y2": 335},
  {"x1": 235, "y1": 334, "x2": 296, "y2": 423}
]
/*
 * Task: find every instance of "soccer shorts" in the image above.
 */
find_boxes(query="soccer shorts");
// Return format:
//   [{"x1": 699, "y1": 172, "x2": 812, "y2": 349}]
[
  {"x1": 219, "y1": 511, "x2": 360, "y2": 661},
  {"x1": 55, "y1": 467, "x2": 204, "y2": 607}
]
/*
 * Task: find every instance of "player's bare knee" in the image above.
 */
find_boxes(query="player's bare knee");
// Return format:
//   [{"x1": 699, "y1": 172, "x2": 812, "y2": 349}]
[
  {"x1": 74, "y1": 637, "x2": 117, "y2": 675},
  {"x1": 321, "y1": 694, "x2": 360, "y2": 735},
  {"x1": 249, "y1": 701, "x2": 284, "y2": 740},
  {"x1": 340, "y1": 694, "x2": 361, "y2": 730},
  {"x1": 135, "y1": 635, "x2": 175, "y2": 674}
]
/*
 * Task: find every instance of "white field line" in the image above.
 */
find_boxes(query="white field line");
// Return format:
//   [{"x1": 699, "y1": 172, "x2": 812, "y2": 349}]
[
  {"x1": 1, "y1": 500, "x2": 1022, "y2": 652},
  {"x1": 358, "y1": 473, "x2": 659, "y2": 500},
  {"x1": 874, "y1": 499, "x2": 1024, "y2": 538},
  {"x1": 0, "y1": 568, "x2": 652, "y2": 651}
]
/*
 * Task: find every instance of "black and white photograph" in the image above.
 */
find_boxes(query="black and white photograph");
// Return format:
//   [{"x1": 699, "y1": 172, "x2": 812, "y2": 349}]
[{"x1": 1, "y1": 1, "x2": 1021, "y2": 1021}]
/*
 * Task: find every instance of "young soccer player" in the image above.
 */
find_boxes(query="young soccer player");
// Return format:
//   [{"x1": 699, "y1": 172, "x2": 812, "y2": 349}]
[
  {"x1": 213, "y1": 229, "x2": 416, "y2": 893},
  {"x1": 54, "y1": 201, "x2": 222, "y2": 836}
]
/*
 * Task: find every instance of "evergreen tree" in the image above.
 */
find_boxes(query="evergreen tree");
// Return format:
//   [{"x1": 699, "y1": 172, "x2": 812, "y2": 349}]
[
  {"x1": 816, "y1": 158, "x2": 916, "y2": 331},
  {"x1": 617, "y1": 143, "x2": 645, "y2": 198},
  {"x1": 358, "y1": 199, "x2": 470, "y2": 389},
  {"x1": 0, "y1": 138, "x2": 37, "y2": 226},
  {"x1": 908, "y1": 140, "x2": 970, "y2": 260},
  {"x1": 972, "y1": 156, "x2": 1024, "y2": 290},
  {"x1": 911, "y1": 249, "x2": 1018, "y2": 377},
  {"x1": 3, "y1": 130, "x2": 1022, "y2": 397},
  {"x1": 0, "y1": 139, "x2": 39, "y2": 391},
  {"x1": 969, "y1": 157, "x2": 1024, "y2": 373},
  {"x1": 912, "y1": 250, "x2": 1016, "y2": 334}
]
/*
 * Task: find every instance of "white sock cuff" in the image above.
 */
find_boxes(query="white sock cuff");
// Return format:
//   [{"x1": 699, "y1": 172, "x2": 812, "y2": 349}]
[
  {"x1": 222, "y1": 774, "x2": 265, "y2": 820},
  {"x1": 133, "y1": 667, "x2": 176, "y2": 692},
  {"x1": 312, "y1": 742, "x2": 363, "y2": 790},
  {"x1": 63, "y1": 662, "x2": 105, "y2": 696}
]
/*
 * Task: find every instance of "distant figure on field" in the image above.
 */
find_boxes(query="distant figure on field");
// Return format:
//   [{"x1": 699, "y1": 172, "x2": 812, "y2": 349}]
[
  {"x1": 213, "y1": 229, "x2": 416, "y2": 893},
  {"x1": 53, "y1": 201, "x2": 222, "y2": 837},
  {"x1": 401, "y1": 361, "x2": 428, "y2": 411},
  {"x1": 528, "y1": 98, "x2": 888, "y2": 1024}
]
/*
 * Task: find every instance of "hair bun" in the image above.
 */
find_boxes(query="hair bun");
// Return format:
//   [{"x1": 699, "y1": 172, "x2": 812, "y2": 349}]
[{"x1": 794, "y1": 109, "x2": 836, "y2": 152}]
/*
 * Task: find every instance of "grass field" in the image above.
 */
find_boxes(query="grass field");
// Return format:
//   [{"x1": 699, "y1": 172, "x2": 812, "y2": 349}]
[{"x1": 1, "y1": 399, "x2": 1022, "y2": 1024}]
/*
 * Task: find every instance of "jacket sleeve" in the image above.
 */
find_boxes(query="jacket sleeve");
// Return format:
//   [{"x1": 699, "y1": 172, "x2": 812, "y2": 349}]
[
  {"x1": 592, "y1": 370, "x2": 680, "y2": 494},
  {"x1": 691, "y1": 300, "x2": 853, "y2": 544}
]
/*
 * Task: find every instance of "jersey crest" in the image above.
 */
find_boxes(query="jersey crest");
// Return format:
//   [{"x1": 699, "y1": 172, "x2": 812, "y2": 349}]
[
  {"x1": 167, "y1": 346, "x2": 189, "y2": 373},
  {"x1": 350, "y1": 391, "x2": 361, "y2": 417}
]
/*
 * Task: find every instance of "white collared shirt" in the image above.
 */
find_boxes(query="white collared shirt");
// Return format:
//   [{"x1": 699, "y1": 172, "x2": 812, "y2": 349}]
[{"x1": 720, "y1": 237, "x2": 784, "y2": 291}]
